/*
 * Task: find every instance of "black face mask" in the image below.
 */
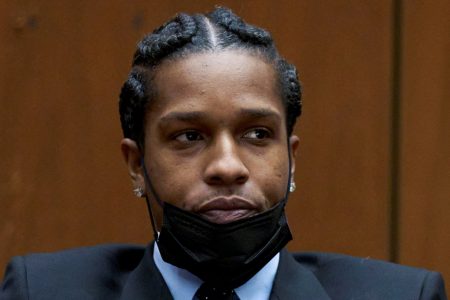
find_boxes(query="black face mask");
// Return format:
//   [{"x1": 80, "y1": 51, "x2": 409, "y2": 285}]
[{"x1": 156, "y1": 199, "x2": 292, "y2": 289}]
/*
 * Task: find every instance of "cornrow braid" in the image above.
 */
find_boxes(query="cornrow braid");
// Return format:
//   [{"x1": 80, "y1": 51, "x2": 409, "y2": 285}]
[
  {"x1": 133, "y1": 13, "x2": 198, "y2": 66},
  {"x1": 277, "y1": 59, "x2": 302, "y2": 135},
  {"x1": 208, "y1": 7, "x2": 272, "y2": 45},
  {"x1": 119, "y1": 67, "x2": 149, "y2": 142},
  {"x1": 119, "y1": 6, "x2": 302, "y2": 144}
]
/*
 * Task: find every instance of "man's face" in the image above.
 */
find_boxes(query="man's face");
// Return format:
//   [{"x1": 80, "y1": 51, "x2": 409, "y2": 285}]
[{"x1": 123, "y1": 51, "x2": 298, "y2": 224}]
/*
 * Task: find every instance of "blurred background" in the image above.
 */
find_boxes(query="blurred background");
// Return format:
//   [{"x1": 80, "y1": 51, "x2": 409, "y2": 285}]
[{"x1": 1, "y1": 0, "x2": 449, "y2": 292}]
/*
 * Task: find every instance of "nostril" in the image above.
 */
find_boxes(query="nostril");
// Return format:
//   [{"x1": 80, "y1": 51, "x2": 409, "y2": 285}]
[
  {"x1": 208, "y1": 175, "x2": 223, "y2": 184},
  {"x1": 205, "y1": 171, "x2": 249, "y2": 186},
  {"x1": 235, "y1": 175, "x2": 248, "y2": 184}
]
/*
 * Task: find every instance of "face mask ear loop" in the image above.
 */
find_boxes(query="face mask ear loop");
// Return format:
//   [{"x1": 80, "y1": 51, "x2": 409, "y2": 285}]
[
  {"x1": 144, "y1": 194, "x2": 159, "y2": 242},
  {"x1": 283, "y1": 136, "x2": 293, "y2": 207},
  {"x1": 140, "y1": 156, "x2": 163, "y2": 242}
]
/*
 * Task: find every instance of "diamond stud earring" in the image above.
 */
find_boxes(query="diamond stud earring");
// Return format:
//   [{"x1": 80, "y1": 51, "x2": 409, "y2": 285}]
[
  {"x1": 289, "y1": 181, "x2": 296, "y2": 193},
  {"x1": 133, "y1": 187, "x2": 145, "y2": 197}
]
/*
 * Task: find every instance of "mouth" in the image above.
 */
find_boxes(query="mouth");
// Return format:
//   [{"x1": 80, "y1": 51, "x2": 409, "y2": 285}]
[{"x1": 196, "y1": 197, "x2": 260, "y2": 224}]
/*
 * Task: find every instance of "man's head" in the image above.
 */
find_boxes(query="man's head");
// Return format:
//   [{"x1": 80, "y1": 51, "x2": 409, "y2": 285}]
[{"x1": 119, "y1": 7, "x2": 302, "y2": 226}]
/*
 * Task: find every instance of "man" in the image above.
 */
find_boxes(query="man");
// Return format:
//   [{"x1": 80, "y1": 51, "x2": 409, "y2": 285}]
[{"x1": 1, "y1": 7, "x2": 447, "y2": 300}]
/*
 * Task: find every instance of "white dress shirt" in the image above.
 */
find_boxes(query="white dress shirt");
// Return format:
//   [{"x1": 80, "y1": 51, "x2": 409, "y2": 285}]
[{"x1": 153, "y1": 243, "x2": 280, "y2": 300}]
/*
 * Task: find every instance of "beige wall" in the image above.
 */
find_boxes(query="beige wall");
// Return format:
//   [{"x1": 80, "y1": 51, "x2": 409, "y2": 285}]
[{"x1": 1, "y1": 0, "x2": 448, "y2": 292}]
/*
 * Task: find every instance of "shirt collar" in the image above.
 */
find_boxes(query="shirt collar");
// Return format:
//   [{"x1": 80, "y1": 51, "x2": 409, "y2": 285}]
[{"x1": 153, "y1": 242, "x2": 280, "y2": 300}]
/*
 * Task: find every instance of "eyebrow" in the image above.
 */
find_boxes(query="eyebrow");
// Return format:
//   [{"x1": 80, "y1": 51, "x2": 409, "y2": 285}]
[
  {"x1": 159, "y1": 111, "x2": 208, "y2": 124},
  {"x1": 158, "y1": 107, "x2": 281, "y2": 125},
  {"x1": 239, "y1": 108, "x2": 281, "y2": 121}
]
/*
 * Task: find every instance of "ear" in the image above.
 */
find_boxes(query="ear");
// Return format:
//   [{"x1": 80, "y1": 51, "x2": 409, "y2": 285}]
[
  {"x1": 288, "y1": 135, "x2": 300, "y2": 175},
  {"x1": 120, "y1": 138, "x2": 145, "y2": 196}
]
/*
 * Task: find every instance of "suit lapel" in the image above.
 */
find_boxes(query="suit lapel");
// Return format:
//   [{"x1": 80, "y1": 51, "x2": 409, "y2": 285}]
[
  {"x1": 120, "y1": 243, "x2": 173, "y2": 300},
  {"x1": 119, "y1": 246, "x2": 330, "y2": 300},
  {"x1": 270, "y1": 250, "x2": 331, "y2": 300}
]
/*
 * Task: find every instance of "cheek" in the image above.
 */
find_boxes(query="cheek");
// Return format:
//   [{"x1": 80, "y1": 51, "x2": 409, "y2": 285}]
[
  {"x1": 250, "y1": 150, "x2": 290, "y2": 203},
  {"x1": 267, "y1": 162, "x2": 289, "y2": 189},
  {"x1": 146, "y1": 151, "x2": 201, "y2": 205}
]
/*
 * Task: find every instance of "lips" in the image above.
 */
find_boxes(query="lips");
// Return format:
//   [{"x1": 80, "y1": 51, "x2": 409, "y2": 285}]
[{"x1": 196, "y1": 197, "x2": 259, "y2": 224}]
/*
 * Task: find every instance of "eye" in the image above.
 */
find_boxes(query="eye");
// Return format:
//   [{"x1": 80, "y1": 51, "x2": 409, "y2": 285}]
[
  {"x1": 242, "y1": 128, "x2": 271, "y2": 140},
  {"x1": 174, "y1": 130, "x2": 204, "y2": 143}
]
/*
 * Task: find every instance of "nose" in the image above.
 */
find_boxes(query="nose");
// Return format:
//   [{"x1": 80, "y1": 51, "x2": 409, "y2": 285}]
[{"x1": 203, "y1": 133, "x2": 249, "y2": 186}]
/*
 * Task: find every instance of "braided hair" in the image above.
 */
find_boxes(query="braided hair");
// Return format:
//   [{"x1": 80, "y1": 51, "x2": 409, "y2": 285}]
[{"x1": 119, "y1": 7, "x2": 302, "y2": 144}]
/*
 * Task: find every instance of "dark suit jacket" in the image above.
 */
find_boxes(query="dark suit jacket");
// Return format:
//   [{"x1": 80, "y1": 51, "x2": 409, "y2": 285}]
[{"x1": 1, "y1": 244, "x2": 447, "y2": 299}]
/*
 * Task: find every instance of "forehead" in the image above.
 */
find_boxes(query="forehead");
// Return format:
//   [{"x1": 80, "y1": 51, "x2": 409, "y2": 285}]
[{"x1": 150, "y1": 50, "x2": 283, "y2": 111}]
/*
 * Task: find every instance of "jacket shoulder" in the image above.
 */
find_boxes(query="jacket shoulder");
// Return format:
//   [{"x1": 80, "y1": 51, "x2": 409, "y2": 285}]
[
  {"x1": 290, "y1": 252, "x2": 447, "y2": 300},
  {"x1": 1, "y1": 244, "x2": 147, "y2": 300},
  {"x1": 23, "y1": 243, "x2": 146, "y2": 273}
]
